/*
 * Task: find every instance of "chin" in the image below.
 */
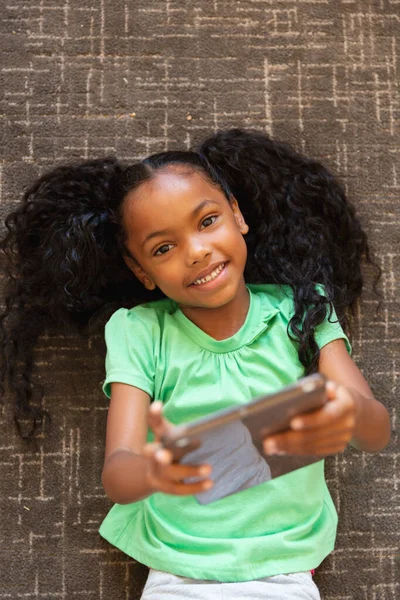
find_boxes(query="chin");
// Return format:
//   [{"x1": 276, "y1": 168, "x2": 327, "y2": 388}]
[{"x1": 200, "y1": 291, "x2": 239, "y2": 310}]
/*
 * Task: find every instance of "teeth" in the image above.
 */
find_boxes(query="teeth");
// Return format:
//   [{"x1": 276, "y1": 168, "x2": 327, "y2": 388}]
[{"x1": 193, "y1": 263, "x2": 224, "y2": 285}]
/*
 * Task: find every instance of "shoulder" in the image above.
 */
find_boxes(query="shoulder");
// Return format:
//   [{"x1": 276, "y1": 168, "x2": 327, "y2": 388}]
[
  {"x1": 105, "y1": 297, "x2": 176, "y2": 336},
  {"x1": 248, "y1": 283, "x2": 332, "y2": 315},
  {"x1": 248, "y1": 283, "x2": 295, "y2": 319},
  {"x1": 248, "y1": 283, "x2": 340, "y2": 330}
]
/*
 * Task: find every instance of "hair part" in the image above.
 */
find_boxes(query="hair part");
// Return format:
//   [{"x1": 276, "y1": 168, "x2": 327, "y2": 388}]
[{"x1": 109, "y1": 151, "x2": 233, "y2": 261}]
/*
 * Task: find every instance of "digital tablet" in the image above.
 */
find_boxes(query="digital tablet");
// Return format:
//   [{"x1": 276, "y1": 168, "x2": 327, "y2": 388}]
[{"x1": 160, "y1": 373, "x2": 328, "y2": 504}]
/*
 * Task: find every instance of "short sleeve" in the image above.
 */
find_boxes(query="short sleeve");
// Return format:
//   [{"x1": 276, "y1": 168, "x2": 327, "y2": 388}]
[
  {"x1": 102, "y1": 308, "x2": 155, "y2": 399},
  {"x1": 314, "y1": 302, "x2": 352, "y2": 356}
]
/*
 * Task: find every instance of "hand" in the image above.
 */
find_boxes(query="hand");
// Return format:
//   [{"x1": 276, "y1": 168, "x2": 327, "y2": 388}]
[
  {"x1": 142, "y1": 401, "x2": 213, "y2": 495},
  {"x1": 263, "y1": 381, "x2": 358, "y2": 456}
]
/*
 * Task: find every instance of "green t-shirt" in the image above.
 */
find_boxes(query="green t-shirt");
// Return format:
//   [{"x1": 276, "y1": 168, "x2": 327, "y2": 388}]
[{"x1": 99, "y1": 284, "x2": 351, "y2": 582}]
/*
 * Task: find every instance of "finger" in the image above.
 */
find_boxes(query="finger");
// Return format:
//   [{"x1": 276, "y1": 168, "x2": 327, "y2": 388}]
[
  {"x1": 289, "y1": 439, "x2": 351, "y2": 456},
  {"x1": 146, "y1": 444, "x2": 212, "y2": 480},
  {"x1": 312, "y1": 441, "x2": 351, "y2": 455},
  {"x1": 265, "y1": 442, "x2": 349, "y2": 457},
  {"x1": 264, "y1": 435, "x2": 352, "y2": 456},
  {"x1": 142, "y1": 442, "x2": 173, "y2": 466},
  {"x1": 147, "y1": 454, "x2": 213, "y2": 495},
  {"x1": 148, "y1": 401, "x2": 171, "y2": 440},
  {"x1": 290, "y1": 434, "x2": 352, "y2": 455},
  {"x1": 290, "y1": 390, "x2": 355, "y2": 431},
  {"x1": 263, "y1": 424, "x2": 355, "y2": 455},
  {"x1": 326, "y1": 380, "x2": 338, "y2": 400},
  {"x1": 157, "y1": 478, "x2": 214, "y2": 496},
  {"x1": 157, "y1": 462, "x2": 212, "y2": 483},
  {"x1": 148, "y1": 401, "x2": 163, "y2": 432},
  {"x1": 275, "y1": 419, "x2": 355, "y2": 445}
]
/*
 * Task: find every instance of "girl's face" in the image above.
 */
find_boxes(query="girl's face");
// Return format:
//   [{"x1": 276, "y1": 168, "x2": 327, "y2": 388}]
[{"x1": 122, "y1": 166, "x2": 249, "y2": 310}]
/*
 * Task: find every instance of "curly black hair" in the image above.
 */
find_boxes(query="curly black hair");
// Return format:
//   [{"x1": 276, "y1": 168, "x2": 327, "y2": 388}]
[{"x1": 0, "y1": 128, "x2": 379, "y2": 438}]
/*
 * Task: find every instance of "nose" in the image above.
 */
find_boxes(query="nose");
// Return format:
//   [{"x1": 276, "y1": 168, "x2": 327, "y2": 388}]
[{"x1": 186, "y1": 234, "x2": 211, "y2": 265}]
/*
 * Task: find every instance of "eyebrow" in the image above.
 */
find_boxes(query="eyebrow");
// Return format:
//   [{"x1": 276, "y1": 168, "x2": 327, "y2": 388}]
[{"x1": 142, "y1": 199, "x2": 220, "y2": 248}]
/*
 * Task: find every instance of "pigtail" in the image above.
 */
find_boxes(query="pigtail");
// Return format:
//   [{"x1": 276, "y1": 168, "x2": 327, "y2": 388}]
[
  {"x1": 198, "y1": 128, "x2": 379, "y2": 373},
  {"x1": 0, "y1": 158, "x2": 145, "y2": 437}
]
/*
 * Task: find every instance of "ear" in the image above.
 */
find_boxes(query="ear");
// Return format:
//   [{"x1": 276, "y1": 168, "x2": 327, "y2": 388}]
[
  {"x1": 124, "y1": 256, "x2": 156, "y2": 291},
  {"x1": 230, "y1": 198, "x2": 249, "y2": 235}
]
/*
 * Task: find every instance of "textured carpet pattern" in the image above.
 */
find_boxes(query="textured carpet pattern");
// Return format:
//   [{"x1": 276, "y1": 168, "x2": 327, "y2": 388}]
[{"x1": 0, "y1": 1, "x2": 399, "y2": 599}]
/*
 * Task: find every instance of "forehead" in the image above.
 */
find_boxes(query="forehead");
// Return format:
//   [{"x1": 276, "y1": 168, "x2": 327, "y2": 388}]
[{"x1": 122, "y1": 167, "x2": 226, "y2": 233}]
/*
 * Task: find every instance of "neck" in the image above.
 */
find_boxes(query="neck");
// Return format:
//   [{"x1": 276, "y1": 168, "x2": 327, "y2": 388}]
[{"x1": 179, "y1": 281, "x2": 250, "y2": 340}]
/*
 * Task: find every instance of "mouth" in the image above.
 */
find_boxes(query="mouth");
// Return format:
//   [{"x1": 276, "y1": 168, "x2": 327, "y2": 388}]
[{"x1": 190, "y1": 262, "x2": 226, "y2": 287}]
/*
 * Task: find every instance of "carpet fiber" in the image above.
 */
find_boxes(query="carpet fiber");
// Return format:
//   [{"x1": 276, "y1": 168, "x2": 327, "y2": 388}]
[{"x1": 0, "y1": 1, "x2": 399, "y2": 599}]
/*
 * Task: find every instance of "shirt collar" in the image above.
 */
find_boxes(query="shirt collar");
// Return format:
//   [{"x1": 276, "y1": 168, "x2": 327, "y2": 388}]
[{"x1": 172, "y1": 286, "x2": 280, "y2": 353}]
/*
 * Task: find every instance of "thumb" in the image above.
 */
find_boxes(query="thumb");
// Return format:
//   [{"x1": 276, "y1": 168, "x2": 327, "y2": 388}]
[
  {"x1": 326, "y1": 380, "x2": 338, "y2": 401},
  {"x1": 148, "y1": 401, "x2": 168, "y2": 440}
]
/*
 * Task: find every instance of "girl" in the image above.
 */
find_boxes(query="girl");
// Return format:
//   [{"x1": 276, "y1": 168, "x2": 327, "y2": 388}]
[{"x1": 0, "y1": 128, "x2": 391, "y2": 599}]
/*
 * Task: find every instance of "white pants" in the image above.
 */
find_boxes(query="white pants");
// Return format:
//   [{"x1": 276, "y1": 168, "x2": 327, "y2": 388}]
[{"x1": 141, "y1": 568, "x2": 321, "y2": 599}]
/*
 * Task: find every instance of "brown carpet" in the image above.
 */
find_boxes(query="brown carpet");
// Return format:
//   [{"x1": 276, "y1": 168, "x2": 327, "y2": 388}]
[{"x1": 0, "y1": 1, "x2": 399, "y2": 599}]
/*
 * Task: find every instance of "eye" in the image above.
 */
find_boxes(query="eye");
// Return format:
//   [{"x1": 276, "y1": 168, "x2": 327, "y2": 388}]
[
  {"x1": 154, "y1": 243, "x2": 173, "y2": 256},
  {"x1": 200, "y1": 215, "x2": 217, "y2": 230}
]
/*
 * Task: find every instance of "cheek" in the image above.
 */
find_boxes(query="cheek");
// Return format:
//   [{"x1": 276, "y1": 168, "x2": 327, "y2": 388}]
[
  {"x1": 151, "y1": 261, "x2": 182, "y2": 286},
  {"x1": 232, "y1": 228, "x2": 248, "y2": 258},
  {"x1": 240, "y1": 241, "x2": 248, "y2": 267}
]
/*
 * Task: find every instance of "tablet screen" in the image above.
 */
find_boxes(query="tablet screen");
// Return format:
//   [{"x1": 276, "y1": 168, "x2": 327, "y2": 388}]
[{"x1": 180, "y1": 419, "x2": 320, "y2": 504}]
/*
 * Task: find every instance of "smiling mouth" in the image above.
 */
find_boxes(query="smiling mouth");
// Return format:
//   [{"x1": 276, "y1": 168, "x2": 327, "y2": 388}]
[{"x1": 191, "y1": 262, "x2": 225, "y2": 286}]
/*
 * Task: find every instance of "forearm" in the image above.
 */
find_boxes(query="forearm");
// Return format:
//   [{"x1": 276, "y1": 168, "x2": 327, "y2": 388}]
[
  {"x1": 350, "y1": 389, "x2": 391, "y2": 452},
  {"x1": 102, "y1": 449, "x2": 154, "y2": 505}
]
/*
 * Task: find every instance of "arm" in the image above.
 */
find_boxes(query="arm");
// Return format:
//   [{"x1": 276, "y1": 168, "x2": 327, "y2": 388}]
[
  {"x1": 102, "y1": 382, "x2": 213, "y2": 505},
  {"x1": 263, "y1": 339, "x2": 391, "y2": 456},
  {"x1": 102, "y1": 382, "x2": 153, "y2": 504},
  {"x1": 317, "y1": 339, "x2": 391, "y2": 452}
]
